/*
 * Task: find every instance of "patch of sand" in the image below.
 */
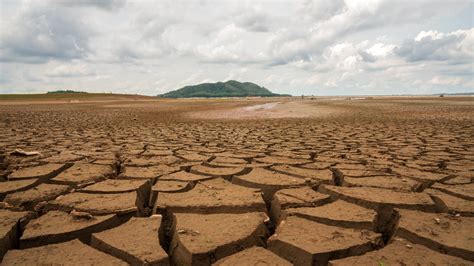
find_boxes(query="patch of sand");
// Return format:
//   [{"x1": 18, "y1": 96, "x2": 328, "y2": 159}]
[{"x1": 189, "y1": 100, "x2": 341, "y2": 119}]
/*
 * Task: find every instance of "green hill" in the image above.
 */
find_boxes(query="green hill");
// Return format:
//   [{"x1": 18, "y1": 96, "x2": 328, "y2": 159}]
[{"x1": 160, "y1": 80, "x2": 289, "y2": 98}]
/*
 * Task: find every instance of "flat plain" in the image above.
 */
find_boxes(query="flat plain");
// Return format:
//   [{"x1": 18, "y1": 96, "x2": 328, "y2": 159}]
[{"x1": 0, "y1": 95, "x2": 473, "y2": 265}]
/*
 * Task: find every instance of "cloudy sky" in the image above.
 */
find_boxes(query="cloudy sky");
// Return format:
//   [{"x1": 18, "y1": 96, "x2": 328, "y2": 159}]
[{"x1": 0, "y1": 0, "x2": 472, "y2": 96}]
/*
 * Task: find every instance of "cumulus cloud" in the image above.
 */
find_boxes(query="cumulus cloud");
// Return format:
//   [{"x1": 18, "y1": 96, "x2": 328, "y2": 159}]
[
  {"x1": 396, "y1": 28, "x2": 473, "y2": 63},
  {"x1": 265, "y1": 0, "x2": 463, "y2": 66},
  {"x1": 194, "y1": 24, "x2": 247, "y2": 62},
  {"x1": 300, "y1": 0, "x2": 346, "y2": 21},
  {"x1": 0, "y1": 2, "x2": 90, "y2": 63}
]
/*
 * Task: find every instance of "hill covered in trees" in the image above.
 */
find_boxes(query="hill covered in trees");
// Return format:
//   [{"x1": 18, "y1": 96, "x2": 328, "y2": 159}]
[{"x1": 160, "y1": 80, "x2": 289, "y2": 98}]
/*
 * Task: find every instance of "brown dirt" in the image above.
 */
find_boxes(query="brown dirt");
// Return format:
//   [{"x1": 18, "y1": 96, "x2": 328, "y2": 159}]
[
  {"x1": 0, "y1": 210, "x2": 31, "y2": 258},
  {"x1": 270, "y1": 187, "x2": 331, "y2": 224},
  {"x1": 4, "y1": 184, "x2": 71, "y2": 209},
  {"x1": 50, "y1": 163, "x2": 114, "y2": 188},
  {"x1": 343, "y1": 175, "x2": 420, "y2": 191},
  {"x1": 189, "y1": 100, "x2": 341, "y2": 120},
  {"x1": 190, "y1": 165, "x2": 247, "y2": 177},
  {"x1": 329, "y1": 237, "x2": 472, "y2": 265},
  {"x1": 91, "y1": 216, "x2": 169, "y2": 265},
  {"x1": 271, "y1": 165, "x2": 334, "y2": 183},
  {"x1": 268, "y1": 216, "x2": 382, "y2": 265},
  {"x1": 159, "y1": 170, "x2": 213, "y2": 182},
  {"x1": 79, "y1": 179, "x2": 150, "y2": 194},
  {"x1": 154, "y1": 178, "x2": 266, "y2": 214},
  {"x1": 0, "y1": 96, "x2": 473, "y2": 264},
  {"x1": 2, "y1": 239, "x2": 126, "y2": 265},
  {"x1": 119, "y1": 165, "x2": 180, "y2": 181},
  {"x1": 213, "y1": 246, "x2": 292, "y2": 265},
  {"x1": 20, "y1": 210, "x2": 119, "y2": 248},
  {"x1": 431, "y1": 182, "x2": 474, "y2": 200},
  {"x1": 285, "y1": 200, "x2": 376, "y2": 230},
  {"x1": 319, "y1": 185, "x2": 436, "y2": 211},
  {"x1": 152, "y1": 180, "x2": 191, "y2": 193},
  {"x1": 47, "y1": 191, "x2": 140, "y2": 215},
  {"x1": 426, "y1": 188, "x2": 474, "y2": 215},
  {"x1": 0, "y1": 179, "x2": 38, "y2": 198},
  {"x1": 233, "y1": 168, "x2": 307, "y2": 202},
  {"x1": 397, "y1": 209, "x2": 474, "y2": 260},
  {"x1": 170, "y1": 212, "x2": 269, "y2": 265},
  {"x1": 8, "y1": 163, "x2": 69, "y2": 181}
]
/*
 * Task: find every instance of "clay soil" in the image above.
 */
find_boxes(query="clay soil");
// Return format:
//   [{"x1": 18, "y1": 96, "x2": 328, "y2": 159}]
[{"x1": 0, "y1": 95, "x2": 473, "y2": 265}]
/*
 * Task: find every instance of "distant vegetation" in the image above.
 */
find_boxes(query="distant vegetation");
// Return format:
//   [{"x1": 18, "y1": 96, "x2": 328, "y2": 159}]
[
  {"x1": 0, "y1": 92, "x2": 152, "y2": 101},
  {"x1": 434, "y1": 92, "x2": 474, "y2": 96},
  {"x1": 47, "y1": 90, "x2": 87, "y2": 94},
  {"x1": 160, "y1": 80, "x2": 290, "y2": 98}
]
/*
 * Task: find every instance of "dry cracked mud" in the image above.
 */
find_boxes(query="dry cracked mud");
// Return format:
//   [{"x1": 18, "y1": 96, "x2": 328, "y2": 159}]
[{"x1": 0, "y1": 96, "x2": 473, "y2": 265}]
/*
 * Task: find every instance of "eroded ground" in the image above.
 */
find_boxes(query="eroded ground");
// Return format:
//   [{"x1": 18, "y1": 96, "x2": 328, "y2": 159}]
[{"x1": 0, "y1": 96, "x2": 473, "y2": 265}]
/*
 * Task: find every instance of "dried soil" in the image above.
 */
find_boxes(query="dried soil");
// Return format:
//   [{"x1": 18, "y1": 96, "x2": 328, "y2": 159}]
[{"x1": 0, "y1": 96, "x2": 472, "y2": 264}]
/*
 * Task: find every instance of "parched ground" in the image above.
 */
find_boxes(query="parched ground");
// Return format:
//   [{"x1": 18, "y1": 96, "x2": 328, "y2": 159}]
[{"x1": 0, "y1": 96, "x2": 473, "y2": 265}]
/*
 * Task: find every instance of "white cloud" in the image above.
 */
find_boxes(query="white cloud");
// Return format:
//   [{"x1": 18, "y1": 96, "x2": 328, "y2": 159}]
[
  {"x1": 366, "y1": 43, "x2": 395, "y2": 58},
  {"x1": 429, "y1": 76, "x2": 463, "y2": 86},
  {"x1": 195, "y1": 24, "x2": 247, "y2": 62},
  {"x1": 396, "y1": 28, "x2": 473, "y2": 62},
  {"x1": 0, "y1": 1, "x2": 90, "y2": 63},
  {"x1": 46, "y1": 63, "x2": 94, "y2": 77},
  {"x1": 415, "y1": 31, "x2": 444, "y2": 42}
]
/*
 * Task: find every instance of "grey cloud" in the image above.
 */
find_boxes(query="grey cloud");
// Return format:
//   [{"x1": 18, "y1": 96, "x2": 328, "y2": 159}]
[
  {"x1": 266, "y1": 0, "x2": 471, "y2": 66},
  {"x1": 236, "y1": 11, "x2": 271, "y2": 32},
  {"x1": 0, "y1": 5, "x2": 90, "y2": 63},
  {"x1": 56, "y1": 0, "x2": 126, "y2": 10},
  {"x1": 301, "y1": 0, "x2": 346, "y2": 21},
  {"x1": 358, "y1": 51, "x2": 377, "y2": 63},
  {"x1": 238, "y1": 17, "x2": 269, "y2": 32},
  {"x1": 395, "y1": 29, "x2": 473, "y2": 63}
]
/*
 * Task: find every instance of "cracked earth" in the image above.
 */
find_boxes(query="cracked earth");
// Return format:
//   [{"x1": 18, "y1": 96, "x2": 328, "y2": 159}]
[{"x1": 0, "y1": 97, "x2": 473, "y2": 265}]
